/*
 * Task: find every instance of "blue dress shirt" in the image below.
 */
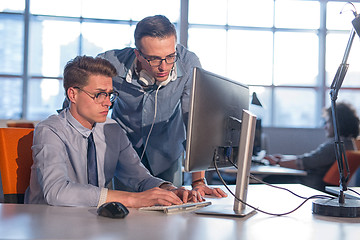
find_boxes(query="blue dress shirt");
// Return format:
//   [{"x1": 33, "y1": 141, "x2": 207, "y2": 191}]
[{"x1": 98, "y1": 44, "x2": 201, "y2": 176}]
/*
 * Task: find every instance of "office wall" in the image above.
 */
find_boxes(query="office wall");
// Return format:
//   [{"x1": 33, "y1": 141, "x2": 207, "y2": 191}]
[{"x1": 263, "y1": 127, "x2": 326, "y2": 155}]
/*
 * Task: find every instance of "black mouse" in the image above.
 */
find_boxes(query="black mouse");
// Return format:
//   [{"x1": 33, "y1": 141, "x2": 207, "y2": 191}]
[{"x1": 97, "y1": 202, "x2": 129, "y2": 218}]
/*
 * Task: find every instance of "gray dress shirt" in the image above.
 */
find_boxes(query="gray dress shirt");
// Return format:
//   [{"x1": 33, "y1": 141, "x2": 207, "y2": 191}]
[{"x1": 24, "y1": 108, "x2": 165, "y2": 207}]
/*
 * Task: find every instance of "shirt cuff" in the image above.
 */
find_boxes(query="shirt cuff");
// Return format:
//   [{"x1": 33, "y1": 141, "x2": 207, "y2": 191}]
[{"x1": 97, "y1": 188, "x2": 108, "y2": 208}]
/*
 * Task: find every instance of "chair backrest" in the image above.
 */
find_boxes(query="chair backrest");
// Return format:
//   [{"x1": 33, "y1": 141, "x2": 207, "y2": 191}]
[
  {"x1": 0, "y1": 128, "x2": 34, "y2": 203},
  {"x1": 7, "y1": 121, "x2": 34, "y2": 128},
  {"x1": 323, "y1": 150, "x2": 360, "y2": 186}
]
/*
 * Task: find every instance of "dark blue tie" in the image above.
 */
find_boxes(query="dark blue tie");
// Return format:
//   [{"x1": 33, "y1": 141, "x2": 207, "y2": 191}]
[{"x1": 87, "y1": 132, "x2": 98, "y2": 186}]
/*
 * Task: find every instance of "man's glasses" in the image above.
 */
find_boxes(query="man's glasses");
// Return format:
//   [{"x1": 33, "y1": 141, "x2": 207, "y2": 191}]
[
  {"x1": 138, "y1": 50, "x2": 178, "y2": 67},
  {"x1": 74, "y1": 87, "x2": 119, "y2": 104}
]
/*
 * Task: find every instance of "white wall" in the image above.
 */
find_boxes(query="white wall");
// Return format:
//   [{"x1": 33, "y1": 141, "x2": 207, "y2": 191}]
[{"x1": 263, "y1": 127, "x2": 326, "y2": 155}]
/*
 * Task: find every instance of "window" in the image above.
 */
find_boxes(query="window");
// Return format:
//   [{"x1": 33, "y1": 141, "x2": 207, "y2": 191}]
[
  {"x1": 1, "y1": 0, "x2": 360, "y2": 128},
  {"x1": 188, "y1": 0, "x2": 360, "y2": 127}
]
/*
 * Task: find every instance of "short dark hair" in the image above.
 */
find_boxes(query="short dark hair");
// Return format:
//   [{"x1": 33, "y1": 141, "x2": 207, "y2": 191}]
[
  {"x1": 63, "y1": 56, "x2": 117, "y2": 98},
  {"x1": 134, "y1": 15, "x2": 177, "y2": 50},
  {"x1": 324, "y1": 102, "x2": 360, "y2": 138}
]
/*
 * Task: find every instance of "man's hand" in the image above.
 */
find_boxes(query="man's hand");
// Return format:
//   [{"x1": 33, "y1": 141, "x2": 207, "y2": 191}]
[
  {"x1": 108, "y1": 187, "x2": 185, "y2": 208},
  {"x1": 264, "y1": 154, "x2": 282, "y2": 165},
  {"x1": 192, "y1": 183, "x2": 227, "y2": 198},
  {"x1": 160, "y1": 183, "x2": 203, "y2": 203}
]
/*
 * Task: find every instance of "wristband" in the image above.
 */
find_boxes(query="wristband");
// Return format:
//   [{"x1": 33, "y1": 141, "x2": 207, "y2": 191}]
[{"x1": 191, "y1": 177, "x2": 207, "y2": 188}]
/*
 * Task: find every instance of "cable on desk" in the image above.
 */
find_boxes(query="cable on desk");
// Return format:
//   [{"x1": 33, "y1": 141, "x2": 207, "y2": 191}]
[
  {"x1": 348, "y1": 188, "x2": 360, "y2": 197},
  {"x1": 213, "y1": 150, "x2": 336, "y2": 216}
]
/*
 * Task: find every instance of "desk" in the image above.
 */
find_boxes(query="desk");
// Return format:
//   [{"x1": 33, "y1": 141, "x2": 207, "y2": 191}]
[
  {"x1": 326, "y1": 186, "x2": 360, "y2": 200},
  {"x1": 250, "y1": 165, "x2": 307, "y2": 176},
  {"x1": 1, "y1": 184, "x2": 360, "y2": 240},
  {"x1": 214, "y1": 165, "x2": 307, "y2": 184}
]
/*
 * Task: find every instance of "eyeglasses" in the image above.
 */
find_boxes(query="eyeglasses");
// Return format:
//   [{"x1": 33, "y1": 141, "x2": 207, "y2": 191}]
[
  {"x1": 74, "y1": 87, "x2": 119, "y2": 104},
  {"x1": 138, "y1": 50, "x2": 178, "y2": 67}
]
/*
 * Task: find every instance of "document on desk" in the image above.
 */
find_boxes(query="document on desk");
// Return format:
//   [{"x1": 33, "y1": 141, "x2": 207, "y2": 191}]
[{"x1": 139, "y1": 201, "x2": 212, "y2": 214}]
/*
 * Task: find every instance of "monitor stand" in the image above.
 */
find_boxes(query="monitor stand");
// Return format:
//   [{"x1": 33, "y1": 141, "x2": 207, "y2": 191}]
[{"x1": 195, "y1": 110, "x2": 257, "y2": 217}]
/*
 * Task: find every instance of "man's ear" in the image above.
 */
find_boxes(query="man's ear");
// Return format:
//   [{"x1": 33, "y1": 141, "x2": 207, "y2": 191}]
[{"x1": 67, "y1": 87, "x2": 77, "y2": 103}]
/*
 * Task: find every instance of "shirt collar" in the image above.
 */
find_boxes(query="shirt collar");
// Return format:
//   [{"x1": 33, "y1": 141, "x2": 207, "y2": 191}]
[{"x1": 64, "y1": 108, "x2": 95, "y2": 138}]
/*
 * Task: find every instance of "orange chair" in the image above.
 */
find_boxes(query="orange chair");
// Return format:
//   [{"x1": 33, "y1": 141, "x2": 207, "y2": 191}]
[
  {"x1": 0, "y1": 128, "x2": 34, "y2": 203},
  {"x1": 323, "y1": 150, "x2": 360, "y2": 186},
  {"x1": 6, "y1": 121, "x2": 34, "y2": 128}
]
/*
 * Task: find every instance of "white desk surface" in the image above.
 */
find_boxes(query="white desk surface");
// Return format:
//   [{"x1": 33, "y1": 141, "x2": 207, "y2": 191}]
[
  {"x1": 326, "y1": 186, "x2": 360, "y2": 199},
  {"x1": 250, "y1": 164, "x2": 307, "y2": 176},
  {"x1": 1, "y1": 184, "x2": 360, "y2": 240}
]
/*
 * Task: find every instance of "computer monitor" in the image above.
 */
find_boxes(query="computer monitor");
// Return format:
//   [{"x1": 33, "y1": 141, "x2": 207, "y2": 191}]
[
  {"x1": 184, "y1": 67, "x2": 257, "y2": 217},
  {"x1": 253, "y1": 119, "x2": 262, "y2": 156}
]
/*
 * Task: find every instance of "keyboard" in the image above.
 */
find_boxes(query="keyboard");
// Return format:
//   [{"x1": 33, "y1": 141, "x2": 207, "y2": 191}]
[{"x1": 139, "y1": 201, "x2": 212, "y2": 214}]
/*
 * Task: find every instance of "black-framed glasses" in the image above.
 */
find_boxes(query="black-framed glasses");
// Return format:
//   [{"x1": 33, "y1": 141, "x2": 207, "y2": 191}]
[
  {"x1": 138, "y1": 50, "x2": 178, "y2": 67},
  {"x1": 74, "y1": 87, "x2": 119, "y2": 104}
]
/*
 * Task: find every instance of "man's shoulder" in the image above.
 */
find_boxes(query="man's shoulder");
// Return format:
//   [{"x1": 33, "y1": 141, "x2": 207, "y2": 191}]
[
  {"x1": 98, "y1": 48, "x2": 135, "y2": 76},
  {"x1": 98, "y1": 118, "x2": 126, "y2": 134},
  {"x1": 36, "y1": 113, "x2": 64, "y2": 129},
  {"x1": 98, "y1": 48, "x2": 135, "y2": 63},
  {"x1": 176, "y1": 44, "x2": 199, "y2": 61}
]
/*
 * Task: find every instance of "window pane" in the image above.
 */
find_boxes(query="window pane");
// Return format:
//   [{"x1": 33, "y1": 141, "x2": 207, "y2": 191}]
[
  {"x1": 30, "y1": 0, "x2": 81, "y2": 17},
  {"x1": 0, "y1": 0, "x2": 24, "y2": 13},
  {"x1": 326, "y1": 32, "x2": 360, "y2": 87},
  {"x1": 82, "y1": 0, "x2": 179, "y2": 22},
  {"x1": 0, "y1": 77, "x2": 22, "y2": 119},
  {"x1": 274, "y1": 88, "x2": 316, "y2": 128},
  {"x1": 327, "y1": 2, "x2": 360, "y2": 30},
  {"x1": 29, "y1": 18, "x2": 80, "y2": 77},
  {"x1": 227, "y1": 30, "x2": 273, "y2": 86},
  {"x1": 228, "y1": 0, "x2": 274, "y2": 27},
  {"x1": 0, "y1": 14, "x2": 23, "y2": 74},
  {"x1": 249, "y1": 86, "x2": 271, "y2": 127},
  {"x1": 189, "y1": 0, "x2": 227, "y2": 25},
  {"x1": 274, "y1": 32, "x2": 318, "y2": 86},
  {"x1": 27, "y1": 78, "x2": 64, "y2": 120},
  {"x1": 188, "y1": 27, "x2": 227, "y2": 77},
  {"x1": 81, "y1": 22, "x2": 134, "y2": 56},
  {"x1": 275, "y1": 0, "x2": 320, "y2": 29}
]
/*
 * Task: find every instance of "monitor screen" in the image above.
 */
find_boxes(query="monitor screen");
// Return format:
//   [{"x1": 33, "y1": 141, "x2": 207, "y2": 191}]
[
  {"x1": 184, "y1": 67, "x2": 257, "y2": 217},
  {"x1": 184, "y1": 67, "x2": 250, "y2": 172},
  {"x1": 253, "y1": 119, "x2": 262, "y2": 156}
]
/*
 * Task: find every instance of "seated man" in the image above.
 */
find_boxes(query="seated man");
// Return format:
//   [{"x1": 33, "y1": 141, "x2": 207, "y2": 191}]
[{"x1": 25, "y1": 56, "x2": 202, "y2": 208}]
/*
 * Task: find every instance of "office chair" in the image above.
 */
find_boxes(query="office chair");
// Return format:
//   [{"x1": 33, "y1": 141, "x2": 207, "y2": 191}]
[
  {"x1": 323, "y1": 150, "x2": 360, "y2": 186},
  {"x1": 0, "y1": 128, "x2": 34, "y2": 203},
  {"x1": 6, "y1": 121, "x2": 34, "y2": 128}
]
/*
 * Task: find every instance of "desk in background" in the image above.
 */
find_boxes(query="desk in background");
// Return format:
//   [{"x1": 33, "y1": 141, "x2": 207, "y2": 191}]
[
  {"x1": 209, "y1": 164, "x2": 307, "y2": 184},
  {"x1": 1, "y1": 184, "x2": 360, "y2": 240},
  {"x1": 326, "y1": 186, "x2": 360, "y2": 199}
]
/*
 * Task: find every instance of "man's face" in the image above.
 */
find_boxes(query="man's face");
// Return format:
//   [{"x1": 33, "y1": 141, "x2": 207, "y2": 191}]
[
  {"x1": 69, "y1": 74, "x2": 113, "y2": 129},
  {"x1": 324, "y1": 115, "x2": 334, "y2": 138},
  {"x1": 135, "y1": 35, "x2": 177, "y2": 82}
]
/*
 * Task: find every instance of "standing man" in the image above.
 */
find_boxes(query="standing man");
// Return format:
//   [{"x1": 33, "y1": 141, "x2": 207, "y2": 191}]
[
  {"x1": 25, "y1": 56, "x2": 202, "y2": 207},
  {"x1": 98, "y1": 15, "x2": 226, "y2": 197}
]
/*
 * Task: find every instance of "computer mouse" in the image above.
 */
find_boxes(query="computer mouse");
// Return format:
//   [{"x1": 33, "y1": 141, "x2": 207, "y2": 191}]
[{"x1": 97, "y1": 202, "x2": 129, "y2": 218}]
